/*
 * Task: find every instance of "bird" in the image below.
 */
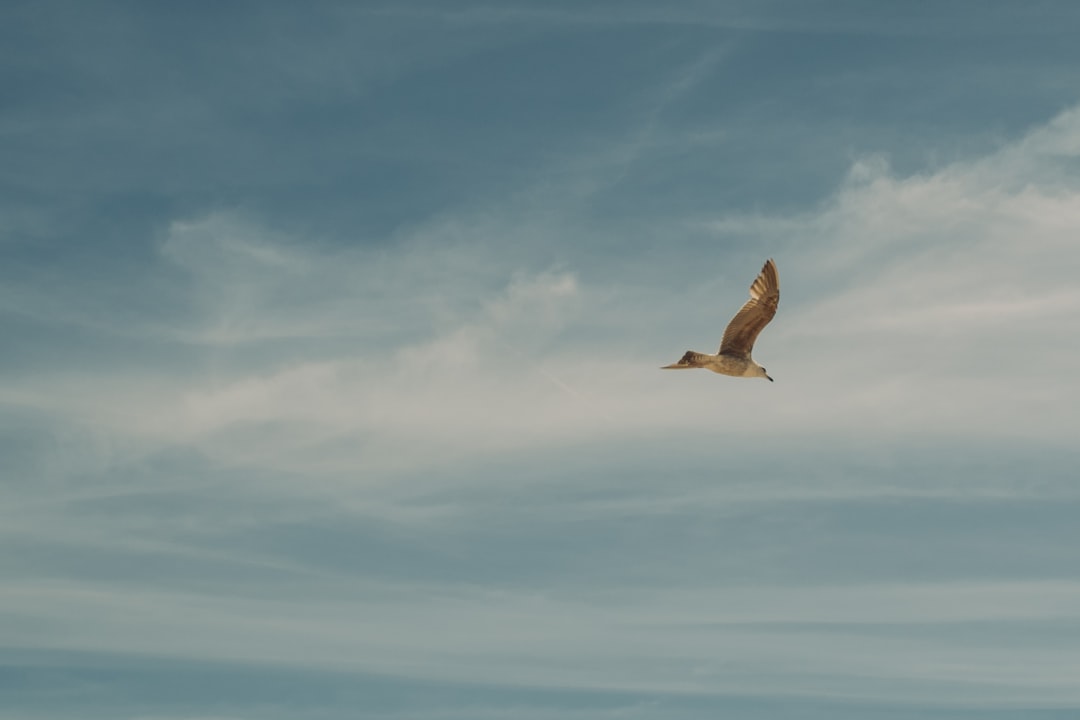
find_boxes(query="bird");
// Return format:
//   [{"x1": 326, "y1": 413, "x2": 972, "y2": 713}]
[{"x1": 661, "y1": 258, "x2": 779, "y2": 381}]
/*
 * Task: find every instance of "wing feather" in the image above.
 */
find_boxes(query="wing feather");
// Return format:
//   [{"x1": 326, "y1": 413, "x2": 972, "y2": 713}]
[{"x1": 718, "y1": 259, "x2": 780, "y2": 358}]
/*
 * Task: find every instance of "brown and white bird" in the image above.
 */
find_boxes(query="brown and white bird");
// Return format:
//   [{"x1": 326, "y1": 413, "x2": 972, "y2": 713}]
[{"x1": 662, "y1": 258, "x2": 780, "y2": 381}]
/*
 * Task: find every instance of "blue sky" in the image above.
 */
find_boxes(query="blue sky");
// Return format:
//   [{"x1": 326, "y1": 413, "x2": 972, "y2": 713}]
[{"x1": 3, "y1": 2, "x2": 1080, "y2": 718}]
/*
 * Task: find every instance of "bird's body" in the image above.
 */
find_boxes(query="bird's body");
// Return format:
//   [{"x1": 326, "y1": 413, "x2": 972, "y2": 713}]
[
  {"x1": 662, "y1": 259, "x2": 780, "y2": 381},
  {"x1": 665, "y1": 350, "x2": 766, "y2": 378}
]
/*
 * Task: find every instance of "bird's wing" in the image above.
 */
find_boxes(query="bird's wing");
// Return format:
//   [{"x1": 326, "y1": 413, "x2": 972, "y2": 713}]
[{"x1": 718, "y1": 259, "x2": 780, "y2": 358}]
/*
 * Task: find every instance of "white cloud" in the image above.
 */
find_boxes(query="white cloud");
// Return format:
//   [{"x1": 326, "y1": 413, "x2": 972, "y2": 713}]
[
  {"x1": 4, "y1": 99, "x2": 1080, "y2": 720},
  {"x1": 5, "y1": 105, "x2": 1080, "y2": 488},
  {"x1": 696, "y1": 107, "x2": 1080, "y2": 442}
]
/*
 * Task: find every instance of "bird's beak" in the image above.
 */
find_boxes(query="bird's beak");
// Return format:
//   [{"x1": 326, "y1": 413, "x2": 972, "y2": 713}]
[{"x1": 766, "y1": 374, "x2": 774, "y2": 382}]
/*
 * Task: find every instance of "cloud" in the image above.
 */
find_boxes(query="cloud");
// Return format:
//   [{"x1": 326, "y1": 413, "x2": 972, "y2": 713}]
[
  {"x1": 5, "y1": 104, "x2": 1080, "y2": 490},
  {"x1": 5, "y1": 9, "x2": 1080, "y2": 717},
  {"x1": 5, "y1": 576, "x2": 1080, "y2": 704},
  {"x1": 179, "y1": 103, "x2": 1080, "y2": 457},
  {"x1": 5, "y1": 110, "x2": 1079, "y2": 674},
  {"x1": 697, "y1": 107, "x2": 1080, "y2": 440}
]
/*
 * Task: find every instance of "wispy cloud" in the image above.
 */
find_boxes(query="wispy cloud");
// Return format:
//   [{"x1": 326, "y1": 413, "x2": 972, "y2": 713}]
[
  {"x1": 5, "y1": 576, "x2": 1080, "y2": 704},
  {"x1": 4, "y1": 12, "x2": 1080, "y2": 711},
  {"x1": 8, "y1": 104, "x2": 1079, "y2": 480}
]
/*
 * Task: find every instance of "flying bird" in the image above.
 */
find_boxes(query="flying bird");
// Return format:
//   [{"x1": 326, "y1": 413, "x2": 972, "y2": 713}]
[{"x1": 662, "y1": 258, "x2": 779, "y2": 381}]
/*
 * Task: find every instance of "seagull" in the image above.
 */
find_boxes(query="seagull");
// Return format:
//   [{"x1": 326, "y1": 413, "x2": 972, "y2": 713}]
[{"x1": 662, "y1": 258, "x2": 779, "y2": 381}]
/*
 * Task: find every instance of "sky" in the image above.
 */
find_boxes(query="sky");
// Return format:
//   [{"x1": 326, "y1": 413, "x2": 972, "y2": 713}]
[{"x1": 3, "y1": 1, "x2": 1080, "y2": 718}]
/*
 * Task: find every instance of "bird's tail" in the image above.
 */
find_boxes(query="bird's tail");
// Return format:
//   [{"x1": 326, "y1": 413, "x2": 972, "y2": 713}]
[{"x1": 661, "y1": 351, "x2": 706, "y2": 369}]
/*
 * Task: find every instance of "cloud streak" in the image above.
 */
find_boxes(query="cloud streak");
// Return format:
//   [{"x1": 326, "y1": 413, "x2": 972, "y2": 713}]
[
  {"x1": 5, "y1": 576, "x2": 1080, "y2": 705},
  {"x1": 3, "y1": 11, "x2": 1080, "y2": 713},
  {"x1": 8, "y1": 104, "x2": 1080, "y2": 481}
]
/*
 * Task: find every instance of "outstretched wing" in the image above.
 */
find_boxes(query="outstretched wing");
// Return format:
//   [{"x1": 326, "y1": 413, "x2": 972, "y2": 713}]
[{"x1": 718, "y1": 259, "x2": 780, "y2": 359}]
